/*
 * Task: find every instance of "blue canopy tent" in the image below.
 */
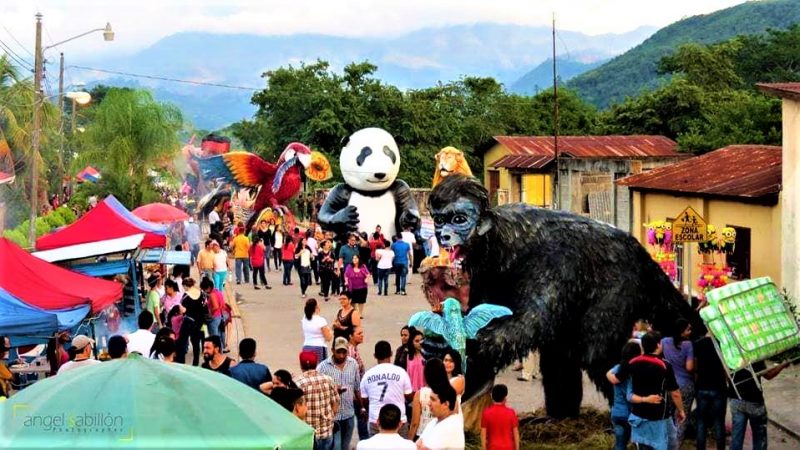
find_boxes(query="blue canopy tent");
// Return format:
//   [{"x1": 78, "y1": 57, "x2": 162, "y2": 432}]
[{"x1": 0, "y1": 287, "x2": 90, "y2": 345}]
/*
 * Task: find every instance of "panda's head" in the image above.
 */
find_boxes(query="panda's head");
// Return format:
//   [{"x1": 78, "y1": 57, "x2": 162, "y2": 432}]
[{"x1": 340, "y1": 128, "x2": 401, "y2": 192}]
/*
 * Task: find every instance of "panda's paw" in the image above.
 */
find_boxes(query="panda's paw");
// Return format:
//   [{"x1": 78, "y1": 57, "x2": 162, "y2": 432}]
[{"x1": 334, "y1": 205, "x2": 360, "y2": 227}]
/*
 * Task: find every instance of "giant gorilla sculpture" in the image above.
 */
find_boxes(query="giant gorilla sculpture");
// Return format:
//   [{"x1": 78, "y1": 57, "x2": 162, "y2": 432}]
[{"x1": 426, "y1": 175, "x2": 703, "y2": 419}]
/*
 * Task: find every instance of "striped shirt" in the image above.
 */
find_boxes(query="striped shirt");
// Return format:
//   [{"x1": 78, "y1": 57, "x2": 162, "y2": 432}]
[
  {"x1": 317, "y1": 357, "x2": 361, "y2": 420},
  {"x1": 296, "y1": 370, "x2": 340, "y2": 439}
]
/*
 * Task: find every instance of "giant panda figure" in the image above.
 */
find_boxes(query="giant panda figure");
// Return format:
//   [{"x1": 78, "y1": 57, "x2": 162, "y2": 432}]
[{"x1": 318, "y1": 128, "x2": 421, "y2": 241}]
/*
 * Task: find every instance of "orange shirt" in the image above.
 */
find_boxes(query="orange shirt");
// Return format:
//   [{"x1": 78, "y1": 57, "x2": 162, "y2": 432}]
[
  {"x1": 197, "y1": 248, "x2": 215, "y2": 270},
  {"x1": 231, "y1": 234, "x2": 251, "y2": 258}
]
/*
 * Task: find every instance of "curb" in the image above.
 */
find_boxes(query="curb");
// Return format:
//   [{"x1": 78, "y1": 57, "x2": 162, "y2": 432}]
[{"x1": 768, "y1": 418, "x2": 800, "y2": 441}]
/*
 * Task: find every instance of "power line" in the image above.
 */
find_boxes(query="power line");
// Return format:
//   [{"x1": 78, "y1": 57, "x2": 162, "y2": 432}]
[
  {"x1": 68, "y1": 65, "x2": 260, "y2": 91},
  {"x1": 2, "y1": 25, "x2": 34, "y2": 58},
  {"x1": 0, "y1": 38, "x2": 33, "y2": 71}
]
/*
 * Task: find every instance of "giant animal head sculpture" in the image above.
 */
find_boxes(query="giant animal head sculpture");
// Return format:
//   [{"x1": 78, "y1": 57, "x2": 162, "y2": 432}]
[
  {"x1": 428, "y1": 175, "x2": 490, "y2": 264},
  {"x1": 340, "y1": 128, "x2": 401, "y2": 192},
  {"x1": 273, "y1": 142, "x2": 312, "y2": 194},
  {"x1": 432, "y1": 146, "x2": 473, "y2": 188}
]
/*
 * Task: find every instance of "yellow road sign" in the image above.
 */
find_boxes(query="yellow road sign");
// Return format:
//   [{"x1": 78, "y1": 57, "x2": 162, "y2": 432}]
[{"x1": 672, "y1": 206, "x2": 707, "y2": 242}]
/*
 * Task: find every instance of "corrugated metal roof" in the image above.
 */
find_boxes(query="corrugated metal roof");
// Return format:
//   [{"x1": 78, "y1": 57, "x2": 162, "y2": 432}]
[
  {"x1": 757, "y1": 82, "x2": 800, "y2": 101},
  {"x1": 616, "y1": 145, "x2": 781, "y2": 199},
  {"x1": 493, "y1": 135, "x2": 681, "y2": 159},
  {"x1": 490, "y1": 154, "x2": 554, "y2": 169}
]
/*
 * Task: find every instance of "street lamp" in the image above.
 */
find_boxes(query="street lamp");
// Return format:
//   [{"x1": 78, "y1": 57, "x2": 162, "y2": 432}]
[
  {"x1": 65, "y1": 91, "x2": 92, "y2": 133},
  {"x1": 28, "y1": 13, "x2": 114, "y2": 245}
]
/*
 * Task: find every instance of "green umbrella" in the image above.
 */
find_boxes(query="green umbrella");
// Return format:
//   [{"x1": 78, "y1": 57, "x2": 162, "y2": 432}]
[{"x1": 0, "y1": 354, "x2": 313, "y2": 449}]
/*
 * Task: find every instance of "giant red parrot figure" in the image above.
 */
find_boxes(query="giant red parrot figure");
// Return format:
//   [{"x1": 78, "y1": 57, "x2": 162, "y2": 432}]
[{"x1": 199, "y1": 142, "x2": 331, "y2": 225}]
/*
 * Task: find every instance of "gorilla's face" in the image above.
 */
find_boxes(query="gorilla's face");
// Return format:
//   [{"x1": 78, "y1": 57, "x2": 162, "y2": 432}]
[{"x1": 431, "y1": 197, "x2": 481, "y2": 262}]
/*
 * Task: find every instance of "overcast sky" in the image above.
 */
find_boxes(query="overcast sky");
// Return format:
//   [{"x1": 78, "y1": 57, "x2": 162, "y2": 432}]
[{"x1": 2, "y1": 0, "x2": 745, "y2": 60}]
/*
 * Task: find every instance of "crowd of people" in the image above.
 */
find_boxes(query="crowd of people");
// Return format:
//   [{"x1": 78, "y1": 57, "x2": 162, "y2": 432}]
[{"x1": 606, "y1": 319, "x2": 791, "y2": 450}]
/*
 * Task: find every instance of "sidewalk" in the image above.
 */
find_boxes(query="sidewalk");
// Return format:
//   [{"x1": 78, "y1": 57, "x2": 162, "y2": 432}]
[{"x1": 763, "y1": 363, "x2": 800, "y2": 438}]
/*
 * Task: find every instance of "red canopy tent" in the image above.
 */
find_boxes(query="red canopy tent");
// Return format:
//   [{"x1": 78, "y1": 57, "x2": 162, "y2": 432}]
[
  {"x1": 36, "y1": 198, "x2": 167, "y2": 251},
  {"x1": 0, "y1": 238, "x2": 122, "y2": 313}
]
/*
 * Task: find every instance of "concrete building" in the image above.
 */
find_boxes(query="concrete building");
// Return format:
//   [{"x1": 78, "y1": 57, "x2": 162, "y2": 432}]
[
  {"x1": 757, "y1": 83, "x2": 800, "y2": 306},
  {"x1": 617, "y1": 145, "x2": 782, "y2": 295},
  {"x1": 482, "y1": 136, "x2": 687, "y2": 229}
]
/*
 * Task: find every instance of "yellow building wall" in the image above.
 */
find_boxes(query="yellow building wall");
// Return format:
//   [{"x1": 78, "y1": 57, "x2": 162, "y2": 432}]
[
  {"x1": 483, "y1": 143, "x2": 552, "y2": 206},
  {"x1": 523, "y1": 174, "x2": 552, "y2": 207},
  {"x1": 630, "y1": 191, "x2": 782, "y2": 294},
  {"x1": 781, "y1": 99, "x2": 800, "y2": 305}
]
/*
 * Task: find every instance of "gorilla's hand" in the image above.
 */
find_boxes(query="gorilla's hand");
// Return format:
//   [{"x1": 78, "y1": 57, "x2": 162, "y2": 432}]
[{"x1": 333, "y1": 205, "x2": 360, "y2": 232}]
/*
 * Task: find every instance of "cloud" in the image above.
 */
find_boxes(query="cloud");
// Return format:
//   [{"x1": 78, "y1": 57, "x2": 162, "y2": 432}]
[
  {"x1": 382, "y1": 53, "x2": 443, "y2": 70},
  {"x1": 0, "y1": 0, "x2": 744, "y2": 60}
]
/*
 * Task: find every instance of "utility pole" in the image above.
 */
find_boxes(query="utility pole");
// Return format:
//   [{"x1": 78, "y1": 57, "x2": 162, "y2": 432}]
[
  {"x1": 552, "y1": 13, "x2": 561, "y2": 210},
  {"x1": 28, "y1": 12, "x2": 43, "y2": 246},
  {"x1": 58, "y1": 52, "x2": 65, "y2": 191}
]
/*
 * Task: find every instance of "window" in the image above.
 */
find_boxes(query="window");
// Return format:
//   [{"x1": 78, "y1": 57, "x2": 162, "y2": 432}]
[
  {"x1": 674, "y1": 243, "x2": 684, "y2": 289},
  {"x1": 726, "y1": 225, "x2": 751, "y2": 280}
]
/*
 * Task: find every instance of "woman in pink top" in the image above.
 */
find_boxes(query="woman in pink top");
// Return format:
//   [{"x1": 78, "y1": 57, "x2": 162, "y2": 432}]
[
  {"x1": 161, "y1": 279, "x2": 182, "y2": 323},
  {"x1": 404, "y1": 328, "x2": 425, "y2": 391},
  {"x1": 344, "y1": 255, "x2": 370, "y2": 318}
]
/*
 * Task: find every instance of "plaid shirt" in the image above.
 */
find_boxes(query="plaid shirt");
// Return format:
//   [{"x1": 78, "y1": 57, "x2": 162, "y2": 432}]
[
  {"x1": 317, "y1": 357, "x2": 361, "y2": 420},
  {"x1": 348, "y1": 344, "x2": 365, "y2": 376},
  {"x1": 296, "y1": 370, "x2": 340, "y2": 438}
]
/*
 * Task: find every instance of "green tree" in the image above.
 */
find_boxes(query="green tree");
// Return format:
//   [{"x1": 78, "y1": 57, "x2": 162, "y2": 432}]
[{"x1": 72, "y1": 88, "x2": 182, "y2": 208}]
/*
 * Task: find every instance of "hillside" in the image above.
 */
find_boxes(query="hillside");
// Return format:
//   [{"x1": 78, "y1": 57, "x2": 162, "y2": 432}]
[
  {"x1": 74, "y1": 24, "x2": 654, "y2": 129},
  {"x1": 568, "y1": 0, "x2": 800, "y2": 108},
  {"x1": 509, "y1": 57, "x2": 606, "y2": 95}
]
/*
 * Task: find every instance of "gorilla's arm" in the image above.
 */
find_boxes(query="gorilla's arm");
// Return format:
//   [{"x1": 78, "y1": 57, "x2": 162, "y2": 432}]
[
  {"x1": 391, "y1": 180, "x2": 421, "y2": 238},
  {"x1": 318, "y1": 184, "x2": 358, "y2": 237}
]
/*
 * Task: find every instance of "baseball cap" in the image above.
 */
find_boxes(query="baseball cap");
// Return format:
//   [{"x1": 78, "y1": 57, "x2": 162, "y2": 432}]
[
  {"x1": 72, "y1": 335, "x2": 95, "y2": 351},
  {"x1": 299, "y1": 350, "x2": 318, "y2": 367},
  {"x1": 333, "y1": 337, "x2": 349, "y2": 352}
]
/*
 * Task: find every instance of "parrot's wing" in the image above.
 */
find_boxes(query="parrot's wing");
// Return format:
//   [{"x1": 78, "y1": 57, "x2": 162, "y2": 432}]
[
  {"x1": 409, "y1": 311, "x2": 447, "y2": 337},
  {"x1": 199, "y1": 151, "x2": 277, "y2": 188},
  {"x1": 463, "y1": 304, "x2": 513, "y2": 339}
]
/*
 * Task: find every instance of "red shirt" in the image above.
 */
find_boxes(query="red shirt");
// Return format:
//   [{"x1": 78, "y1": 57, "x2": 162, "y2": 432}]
[
  {"x1": 281, "y1": 241, "x2": 296, "y2": 261},
  {"x1": 250, "y1": 243, "x2": 265, "y2": 267},
  {"x1": 481, "y1": 403, "x2": 518, "y2": 450}
]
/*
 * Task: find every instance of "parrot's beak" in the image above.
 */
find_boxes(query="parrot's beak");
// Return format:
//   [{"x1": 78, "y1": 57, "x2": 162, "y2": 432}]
[{"x1": 297, "y1": 152, "x2": 312, "y2": 168}]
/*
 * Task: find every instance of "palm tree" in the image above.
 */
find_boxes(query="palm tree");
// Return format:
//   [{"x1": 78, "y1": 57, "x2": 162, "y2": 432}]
[{"x1": 72, "y1": 88, "x2": 183, "y2": 208}]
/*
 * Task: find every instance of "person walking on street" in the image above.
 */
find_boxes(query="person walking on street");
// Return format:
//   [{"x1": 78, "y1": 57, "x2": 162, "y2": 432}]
[
  {"x1": 306, "y1": 229, "x2": 321, "y2": 285},
  {"x1": 480, "y1": 384, "x2": 519, "y2": 450},
  {"x1": 296, "y1": 237, "x2": 314, "y2": 298},
  {"x1": 197, "y1": 239, "x2": 216, "y2": 280},
  {"x1": 417, "y1": 382, "x2": 465, "y2": 450},
  {"x1": 606, "y1": 340, "x2": 642, "y2": 450},
  {"x1": 296, "y1": 351, "x2": 340, "y2": 450},
  {"x1": 302, "y1": 298, "x2": 334, "y2": 364},
  {"x1": 211, "y1": 240, "x2": 231, "y2": 292},
  {"x1": 232, "y1": 227, "x2": 251, "y2": 285},
  {"x1": 282, "y1": 236, "x2": 297, "y2": 286},
  {"x1": 344, "y1": 255, "x2": 370, "y2": 319},
  {"x1": 693, "y1": 334, "x2": 728, "y2": 450},
  {"x1": 175, "y1": 280, "x2": 207, "y2": 366},
  {"x1": 201, "y1": 335, "x2": 235, "y2": 376},
  {"x1": 250, "y1": 237, "x2": 271, "y2": 290},
  {"x1": 338, "y1": 234, "x2": 360, "y2": 290},
  {"x1": 318, "y1": 240, "x2": 336, "y2": 301},
  {"x1": 375, "y1": 241, "x2": 394, "y2": 296},
  {"x1": 360, "y1": 341, "x2": 413, "y2": 437},
  {"x1": 230, "y1": 338, "x2": 273, "y2": 393},
  {"x1": 728, "y1": 359, "x2": 790, "y2": 450},
  {"x1": 332, "y1": 292, "x2": 362, "y2": 341},
  {"x1": 273, "y1": 223, "x2": 284, "y2": 270},
  {"x1": 256, "y1": 220, "x2": 274, "y2": 272},
  {"x1": 390, "y1": 234, "x2": 411, "y2": 295},
  {"x1": 317, "y1": 337, "x2": 363, "y2": 450},
  {"x1": 185, "y1": 217, "x2": 201, "y2": 266}
]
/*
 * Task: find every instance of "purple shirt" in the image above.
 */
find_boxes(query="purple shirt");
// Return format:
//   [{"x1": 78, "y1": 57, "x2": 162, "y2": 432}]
[
  {"x1": 661, "y1": 337, "x2": 694, "y2": 387},
  {"x1": 344, "y1": 264, "x2": 370, "y2": 290}
]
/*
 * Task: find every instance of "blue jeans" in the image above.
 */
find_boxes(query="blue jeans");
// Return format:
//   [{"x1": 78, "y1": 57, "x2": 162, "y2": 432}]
[
  {"x1": 730, "y1": 398, "x2": 767, "y2": 450},
  {"x1": 235, "y1": 258, "x2": 250, "y2": 283},
  {"x1": 696, "y1": 390, "x2": 726, "y2": 450},
  {"x1": 208, "y1": 316, "x2": 222, "y2": 338},
  {"x1": 333, "y1": 416, "x2": 354, "y2": 450},
  {"x1": 394, "y1": 263, "x2": 408, "y2": 292},
  {"x1": 612, "y1": 415, "x2": 631, "y2": 450},
  {"x1": 377, "y1": 268, "x2": 390, "y2": 294},
  {"x1": 283, "y1": 261, "x2": 294, "y2": 285},
  {"x1": 313, "y1": 436, "x2": 333, "y2": 450},
  {"x1": 189, "y1": 243, "x2": 200, "y2": 265}
]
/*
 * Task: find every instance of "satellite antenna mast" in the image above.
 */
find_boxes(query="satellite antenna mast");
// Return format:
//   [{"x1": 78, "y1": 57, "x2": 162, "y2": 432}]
[{"x1": 552, "y1": 12, "x2": 560, "y2": 210}]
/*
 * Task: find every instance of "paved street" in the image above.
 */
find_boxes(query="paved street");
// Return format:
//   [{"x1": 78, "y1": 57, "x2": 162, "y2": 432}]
[{"x1": 226, "y1": 265, "x2": 799, "y2": 448}]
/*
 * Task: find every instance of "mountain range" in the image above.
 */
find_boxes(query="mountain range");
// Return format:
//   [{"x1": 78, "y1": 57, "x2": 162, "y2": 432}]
[
  {"x1": 568, "y1": 0, "x2": 800, "y2": 107},
  {"x1": 75, "y1": 24, "x2": 655, "y2": 129}
]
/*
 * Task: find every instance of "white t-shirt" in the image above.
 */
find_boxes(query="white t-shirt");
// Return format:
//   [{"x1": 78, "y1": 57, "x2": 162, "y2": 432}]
[
  {"x1": 376, "y1": 249, "x2": 395, "y2": 270},
  {"x1": 274, "y1": 231, "x2": 284, "y2": 249},
  {"x1": 57, "y1": 358, "x2": 101, "y2": 374},
  {"x1": 401, "y1": 231, "x2": 416, "y2": 247},
  {"x1": 302, "y1": 315, "x2": 328, "y2": 347},
  {"x1": 208, "y1": 210, "x2": 220, "y2": 225},
  {"x1": 356, "y1": 433, "x2": 416, "y2": 450},
  {"x1": 307, "y1": 237, "x2": 319, "y2": 256},
  {"x1": 127, "y1": 329, "x2": 156, "y2": 356},
  {"x1": 360, "y1": 363, "x2": 413, "y2": 424},
  {"x1": 419, "y1": 414, "x2": 465, "y2": 450},
  {"x1": 213, "y1": 250, "x2": 228, "y2": 271},
  {"x1": 427, "y1": 235, "x2": 440, "y2": 257}
]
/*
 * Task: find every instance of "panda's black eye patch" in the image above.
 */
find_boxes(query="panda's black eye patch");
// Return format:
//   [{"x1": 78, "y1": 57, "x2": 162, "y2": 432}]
[
  {"x1": 383, "y1": 146, "x2": 396, "y2": 164},
  {"x1": 357, "y1": 146, "x2": 372, "y2": 166}
]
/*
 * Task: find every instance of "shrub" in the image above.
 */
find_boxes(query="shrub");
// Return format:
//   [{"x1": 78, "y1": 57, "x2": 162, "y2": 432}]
[
  {"x1": 2, "y1": 228, "x2": 28, "y2": 248},
  {"x1": 34, "y1": 217, "x2": 51, "y2": 237},
  {"x1": 57, "y1": 206, "x2": 77, "y2": 224},
  {"x1": 43, "y1": 211, "x2": 66, "y2": 229}
]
